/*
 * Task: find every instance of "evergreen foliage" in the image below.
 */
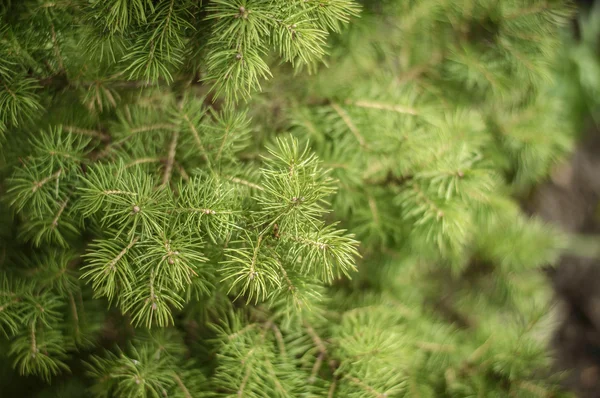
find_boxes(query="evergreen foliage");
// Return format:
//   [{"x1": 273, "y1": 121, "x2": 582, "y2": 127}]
[{"x1": 0, "y1": 0, "x2": 583, "y2": 396}]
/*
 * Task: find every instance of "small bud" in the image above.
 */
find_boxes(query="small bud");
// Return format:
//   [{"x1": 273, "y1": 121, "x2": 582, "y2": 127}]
[
  {"x1": 132, "y1": 205, "x2": 140, "y2": 213},
  {"x1": 168, "y1": 257, "x2": 175, "y2": 265},
  {"x1": 152, "y1": 303, "x2": 158, "y2": 311},
  {"x1": 437, "y1": 210, "x2": 444, "y2": 218},
  {"x1": 204, "y1": 209, "x2": 212, "y2": 214},
  {"x1": 457, "y1": 170, "x2": 464, "y2": 178},
  {"x1": 211, "y1": 210, "x2": 216, "y2": 214},
  {"x1": 291, "y1": 24, "x2": 297, "y2": 29},
  {"x1": 292, "y1": 197, "x2": 298, "y2": 202},
  {"x1": 135, "y1": 377, "x2": 141, "y2": 385},
  {"x1": 239, "y1": 6, "x2": 246, "y2": 13},
  {"x1": 236, "y1": 53, "x2": 243, "y2": 60}
]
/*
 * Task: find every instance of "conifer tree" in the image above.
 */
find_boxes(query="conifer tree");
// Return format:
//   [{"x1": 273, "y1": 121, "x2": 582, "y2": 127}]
[{"x1": 0, "y1": 0, "x2": 581, "y2": 397}]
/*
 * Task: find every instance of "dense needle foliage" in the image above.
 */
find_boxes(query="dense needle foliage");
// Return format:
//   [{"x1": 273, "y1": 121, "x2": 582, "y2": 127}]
[{"x1": 0, "y1": 0, "x2": 584, "y2": 396}]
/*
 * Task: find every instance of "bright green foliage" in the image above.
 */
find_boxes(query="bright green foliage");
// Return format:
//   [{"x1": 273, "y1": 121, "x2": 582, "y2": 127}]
[
  {"x1": 0, "y1": 0, "x2": 583, "y2": 397},
  {"x1": 560, "y1": 1, "x2": 600, "y2": 129}
]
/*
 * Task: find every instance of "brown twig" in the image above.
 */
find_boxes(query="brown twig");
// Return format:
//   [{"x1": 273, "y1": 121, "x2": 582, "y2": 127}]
[
  {"x1": 32, "y1": 169, "x2": 62, "y2": 192},
  {"x1": 52, "y1": 199, "x2": 69, "y2": 227},
  {"x1": 183, "y1": 114, "x2": 210, "y2": 165},
  {"x1": 106, "y1": 237, "x2": 139, "y2": 273},
  {"x1": 227, "y1": 176, "x2": 264, "y2": 191},
  {"x1": 63, "y1": 125, "x2": 110, "y2": 141},
  {"x1": 173, "y1": 373, "x2": 192, "y2": 398},
  {"x1": 331, "y1": 102, "x2": 368, "y2": 149},
  {"x1": 162, "y1": 131, "x2": 179, "y2": 185},
  {"x1": 345, "y1": 99, "x2": 419, "y2": 115},
  {"x1": 50, "y1": 23, "x2": 65, "y2": 72}
]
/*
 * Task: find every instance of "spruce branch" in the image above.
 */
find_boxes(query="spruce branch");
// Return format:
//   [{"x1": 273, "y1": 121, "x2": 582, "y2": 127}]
[
  {"x1": 121, "y1": 269, "x2": 185, "y2": 328},
  {"x1": 62, "y1": 125, "x2": 110, "y2": 141},
  {"x1": 226, "y1": 176, "x2": 264, "y2": 191},
  {"x1": 0, "y1": 77, "x2": 42, "y2": 127},
  {"x1": 330, "y1": 102, "x2": 368, "y2": 149},
  {"x1": 173, "y1": 373, "x2": 193, "y2": 398},
  {"x1": 81, "y1": 235, "x2": 139, "y2": 303},
  {"x1": 345, "y1": 99, "x2": 419, "y2": 116},
  {"x1": 125, "y1": 157, "x2": 164, "y2": 168},
  {"x1": 161, "y1": 130, "x2": 179, "y2": 185},
  {"x1": 33, "y1": 169, "x2": 63, "y2": 194},
  {"x1": 0, "y1": 0, "x2": 578, "y2": 395},
  {"x1": 182, "y1": 113, "x2": 211, "y2": 166}
]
